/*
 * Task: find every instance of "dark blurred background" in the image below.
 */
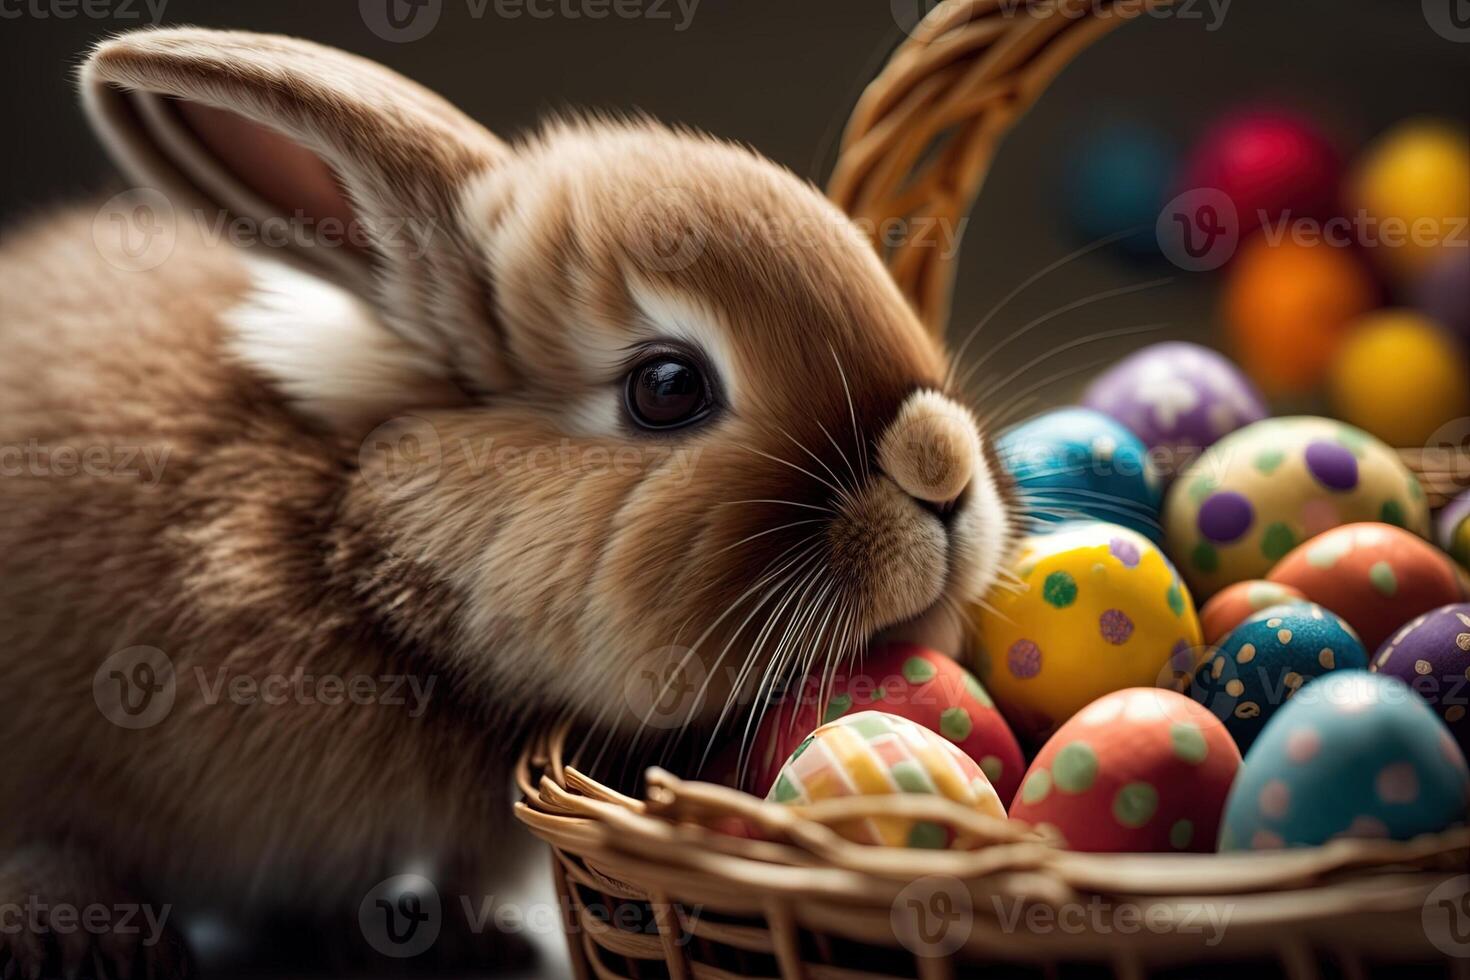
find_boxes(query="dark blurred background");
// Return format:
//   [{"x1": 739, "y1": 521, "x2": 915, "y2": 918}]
[{"x1": 1, "y1": 0, "x2": 1465, "y2": 393}]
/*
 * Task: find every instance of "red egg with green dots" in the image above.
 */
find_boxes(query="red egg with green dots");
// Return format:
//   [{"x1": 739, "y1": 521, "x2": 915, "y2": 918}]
[
  {"x1": 1008, "y1": 687, "x2": 1241, "y2": 852},
  {"x1": 1268, "y1": 522, "x2": 1466, "y2": 652},
  {"x1": 736, "y1": 644, "x2": 1025, "y2": 805},
  {"x1": 1199, "y1": 580, "x2": 1308, "y2": 645}
]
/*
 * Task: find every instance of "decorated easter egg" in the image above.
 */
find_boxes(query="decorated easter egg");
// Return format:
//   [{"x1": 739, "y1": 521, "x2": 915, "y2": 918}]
[
  {"x1": 1223, "y1": 236, "x2": 1378, "y2": 396},
  {"x1": 738, "y1": 644, "x2": 1024, "y2": 804},
  {"x1": 1328, "y1": 311, "x2": 1470, "y2": 447},
  {"x1": 1176, "y1": 109, "x2": 1341, "y2": 239},
  {"x1": 1373, "y1": 605, "x2": 1470, "y2": 756},
  {"x1": 1164, "y1": 417, "x2": 1430, "y2": 598},
  {"x1": 1350, "y1": 120, "x2": 1470, "y2": 281},
  {"x1": 1268, "y1": 522, "x2": 1464, "y2": 651},
  {"x1": 1414, "y1": 252, "x2": 1470, "y2": 345},
  {"x1": 1081, "y1": 342, "x2": 1268, "y2": 463},
  {"x1": 1190, "y1": 602, "x2": 1367, "y2": 752},
  {"x1": 1063, "y1": 119, "x2": 1177, "y2": 254},
  {"x1": 1439, "y1": 492, "x2": 1470, "y2": 569},
  {"x1": 766, "y1": 710, "x2": 1006, "y2": 848},
  {"x1": 969, "y1": 523, "x2": 1203, "y2": 744},
  {"x1": 1198, "y1": 580, "x2": 1308, "y2": 646},
  {"x1": 1009, "y1": 688, "x2": 1240, "y2": 852},
  {"x1": 1219, "y1": 671, "x2": 1470, "y2": 851},
  {"x1": 999, "y1": 408, "x2": 1163, "y2": 543}
]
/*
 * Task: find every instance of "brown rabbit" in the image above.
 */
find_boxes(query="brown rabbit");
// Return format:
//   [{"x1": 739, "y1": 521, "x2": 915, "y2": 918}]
[{"x1": 0, "y1": 27, "x2": 1016, "y2": 976}]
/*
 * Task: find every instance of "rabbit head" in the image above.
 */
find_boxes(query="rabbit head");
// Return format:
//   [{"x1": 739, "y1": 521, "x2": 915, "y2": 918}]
[{"x1": 81, "y1": 29, "x2": 1016, "y2": 732}]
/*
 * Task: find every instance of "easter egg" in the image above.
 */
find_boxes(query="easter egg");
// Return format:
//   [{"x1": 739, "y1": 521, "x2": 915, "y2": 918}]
[
  {"x1": 1223, "y1": 236, "x2": 1378, "y2": 396},
  {"x1": 1414, "y1": 251, "x2": 1470, "y2": 345},
  {"x1": 1350, "y1": 120, "x2": 1470, "y2": 281},
  {"x1": 1198, "y1": 580, "x2": 1308, "y2": 646},
  {"x1": 766, "y1": 710, "x2": 1006, "y2": 848},
  {"x1": 1190, "y1": 602, "x2": 1368, "y2": 753},
  {"x1": 1009, "y1": 688, "x2": 1240, "y2": 852},
  {"x1": 1176, "y1": 109, "x2": 1341, "y2": 239},
  {"x1": 999, "y1": 408, "x2": 1163, "y2": 543},
  {"x1": 738, "y1": 644, "x2": 1024, "y2": 804},
  {"x1": 1219, "y1": 671, "x2": 1470, "y2": 851},
  {"x1": 1328, "y1": 311, "x2": 1470, "y2": 447},
  {"x1": 1438, "y1": 491, "x2": 1470, "y2": 569},
  {"x1": 1373, "y1": 604, "x2": 1470, "y2": 756},
  {"x1": 1268, "y1": 522, "x2": 1464, "y2": 651},
  {"x1": 969, "y1": 523, "x2": 1203, "y2": 744},
  {"x1": 1081, "y1": 342, "x2": 1268, "y2": 465},
  {"x1": 1063, "y1": 119, "x2": 1177, "y2": 254},
  {"x1": 1164, "y1": 417, "x2": 1430, "y2": 598}
]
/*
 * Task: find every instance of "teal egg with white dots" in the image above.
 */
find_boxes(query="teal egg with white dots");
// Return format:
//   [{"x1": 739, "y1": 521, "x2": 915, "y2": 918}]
[
  {"x1": 1190, "y1": 602, "x2": 1367, "y2": 752},
  {"x1": 999, "y1": 408, "x2": 1163, "y2": 543},
  {"x1": 1220, "y1": 671, "x2": 1470, "y2": 851}
]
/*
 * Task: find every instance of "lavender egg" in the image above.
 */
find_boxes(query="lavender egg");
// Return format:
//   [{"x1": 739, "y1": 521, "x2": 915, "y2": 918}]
[
  {"x1": 1374, "y1": 604, "x2": 1470, "y2": 756},
  {"x1": 1083, "y1": 342, "x2": 1268, "y2": 467},
  {"x1": 1413, "y1": 252, "x2": 1470, "y2": 345}
]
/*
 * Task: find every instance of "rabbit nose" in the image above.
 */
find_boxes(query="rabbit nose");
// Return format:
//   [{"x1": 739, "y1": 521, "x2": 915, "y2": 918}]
[{"x1": 877, "y1": 390, "x2": 981, "y2": 516}]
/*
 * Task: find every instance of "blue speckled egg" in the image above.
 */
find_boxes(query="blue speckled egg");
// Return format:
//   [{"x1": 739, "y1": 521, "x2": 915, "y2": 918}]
[
  {"x1": 1220, "y1": 671, "x2": 1470, "y2": 851},
  {"x1": 999, "y1": 408, "x2": 1163, "y2": 543},
  {"x1": 1190, "y1": 602, "x2": 1367, "y2": 752}
]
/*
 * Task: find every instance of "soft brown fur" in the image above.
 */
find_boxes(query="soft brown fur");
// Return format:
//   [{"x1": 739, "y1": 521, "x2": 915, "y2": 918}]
[{"x1": 0, "y1": 28, "x2": 1015, "y2": 974}]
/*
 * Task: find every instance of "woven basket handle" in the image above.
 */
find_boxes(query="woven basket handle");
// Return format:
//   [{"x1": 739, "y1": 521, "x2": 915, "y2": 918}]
[{"x1": 830, "y1": 0, "x2": 1176, "y2": 336}]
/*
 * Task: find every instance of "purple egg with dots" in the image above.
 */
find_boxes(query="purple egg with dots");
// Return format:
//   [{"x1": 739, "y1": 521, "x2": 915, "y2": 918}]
[
  {"x1": 1082, "y1": 342, "x2": 1268, "y2": 466},
  {"x1": 1373, "y1": 604, "x2": 1470, "y2": 757}
]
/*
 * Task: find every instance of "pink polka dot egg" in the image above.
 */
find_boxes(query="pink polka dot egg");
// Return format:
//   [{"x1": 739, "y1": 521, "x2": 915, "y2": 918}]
[
  {"x1": 1220, "y1": 671, "x2": 1469, "y2": 851},
  {"x1": 1009, "y1": 688, "x2": 1241, "y2": 852},
  {"x1": 969, "y1": 522, "x2": 1203, "y2": 745},
  {"x1": 1164, "y1": 417, "x2": 1429, "y2": 600}
]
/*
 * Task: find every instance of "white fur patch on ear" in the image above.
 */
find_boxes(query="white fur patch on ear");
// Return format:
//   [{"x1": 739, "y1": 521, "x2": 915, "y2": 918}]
[{"x1": 222, "y1": 259, "x2": 465, "y2": 432}]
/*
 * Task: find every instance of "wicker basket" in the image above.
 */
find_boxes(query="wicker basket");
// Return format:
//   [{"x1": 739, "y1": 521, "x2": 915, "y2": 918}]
[{"x1": 516, "y1": 2, "x2": 1470, "y2": 976}]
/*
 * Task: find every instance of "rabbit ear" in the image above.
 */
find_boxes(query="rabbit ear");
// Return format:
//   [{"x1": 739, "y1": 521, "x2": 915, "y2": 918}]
[{"x1": 81, "y1": 28, "x2": 516, "y2": 423}]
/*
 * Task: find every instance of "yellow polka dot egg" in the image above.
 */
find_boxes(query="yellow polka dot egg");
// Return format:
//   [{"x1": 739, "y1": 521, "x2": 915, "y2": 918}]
[
  {"x1": 1164, "y1": 417, "x2": 1429, "y2": 599},
  {"x1": 766, "y1": 711, "x2": 1006, "y2": 849},
  {"x1": 969, "y1": 523, "x2": 1203, "y2": 744}
]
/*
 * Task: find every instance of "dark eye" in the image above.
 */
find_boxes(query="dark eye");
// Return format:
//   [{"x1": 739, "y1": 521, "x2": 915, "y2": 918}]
[{"x1": 625, "y1": 356, "x2": 712, "y2": 430}]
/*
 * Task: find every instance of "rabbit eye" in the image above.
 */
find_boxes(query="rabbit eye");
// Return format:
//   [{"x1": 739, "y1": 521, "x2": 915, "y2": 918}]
[{"x1": 625, "y1": 356, "x2": 712, "y2": 430}]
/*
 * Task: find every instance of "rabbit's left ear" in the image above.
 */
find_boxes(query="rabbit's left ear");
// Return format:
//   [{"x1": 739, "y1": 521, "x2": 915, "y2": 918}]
[{"x1": 82, "y1": 28, "x2": 517, "y2": 424}]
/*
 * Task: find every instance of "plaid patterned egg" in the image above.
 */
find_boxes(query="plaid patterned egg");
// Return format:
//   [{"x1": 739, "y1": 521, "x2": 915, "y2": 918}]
[{"x1": 766, "y1": 711, "x2": 1007, "y2": 848}]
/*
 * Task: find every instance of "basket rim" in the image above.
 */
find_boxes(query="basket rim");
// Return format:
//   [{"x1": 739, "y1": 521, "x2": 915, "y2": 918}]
[{"x1": 515, "y1": 720, "x2": 1470, "y2": 907}]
